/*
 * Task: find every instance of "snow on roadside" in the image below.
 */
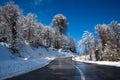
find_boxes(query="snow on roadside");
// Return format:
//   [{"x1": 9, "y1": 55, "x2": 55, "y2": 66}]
[
  {"x1": 0, "y1": 42, "x2": 73, "y2": 80},
  {"x1": 0, "y1": 58, "x2": 52, "y2": 80},
  {"x1": 0, "y1": 42, "x2": 58, "y2": 80},
  {"x1": 0, "y1": 43, "x2": 12, "y2": 61},
  {"x1": 20, "y1": 41, "x2": 60, "y2": 58},
  {"x1": 73, "y1": 56, "x2": 120, "y2": 67},
  {"x1": 58, "y1": 49, "x2": 74, "y2": 57}
]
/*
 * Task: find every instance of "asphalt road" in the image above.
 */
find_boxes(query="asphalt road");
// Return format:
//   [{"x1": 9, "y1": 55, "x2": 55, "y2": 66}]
[
  {"x1": 6, "y1": 58, "x2": 120, "y2": 80},
  {"x1": 75, "y1": 61, "x2": 120, "y2": 80}
]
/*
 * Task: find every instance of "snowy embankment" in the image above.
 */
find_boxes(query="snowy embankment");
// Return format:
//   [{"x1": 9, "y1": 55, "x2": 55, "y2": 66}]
[
  {"x1": 0, "y1": 58, "x2": 52, "y2": 80},
  {"x1": 0, "y1": 42, "x2": 71, "y2": 80},
  {"x1": 73, "y1": 56, "x2": 120, "y2": 67}
]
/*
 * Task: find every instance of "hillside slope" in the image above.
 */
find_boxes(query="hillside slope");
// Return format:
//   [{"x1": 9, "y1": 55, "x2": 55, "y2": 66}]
[{"x1": 0, "y1": 42, "x2": 73, "y2": 80}]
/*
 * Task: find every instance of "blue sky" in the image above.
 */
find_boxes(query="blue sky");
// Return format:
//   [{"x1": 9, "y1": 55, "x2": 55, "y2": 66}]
[{"x1": 0, "y1": 0, "x2": 120, "y2": 46}]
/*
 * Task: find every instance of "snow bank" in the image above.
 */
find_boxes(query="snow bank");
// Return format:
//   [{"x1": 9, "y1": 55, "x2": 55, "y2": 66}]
[
  {"x1": 20, "y1": 41, "x2": 62, "y2": 58},
  {"x1": 75, "y1": 55, "x2": 90, "y2": 60},
  {"x1": 73, "y1": 56, "x2": 120, "y2": 67},
  {"x1": 0, "y1": 58, "x2": 52, "y2": 80},
  {"x1": 0, "y1": 42, "x2": 56, "y2": 80},
  {"x1": 0, "y1": 43, "x2": 12, "y2": 61},
  {"x1": 58, "y1": 49, "x2": 74, "y2": 57},
  {"x1": 0, "y1": 42, "x2": 73, "y2": 80}
]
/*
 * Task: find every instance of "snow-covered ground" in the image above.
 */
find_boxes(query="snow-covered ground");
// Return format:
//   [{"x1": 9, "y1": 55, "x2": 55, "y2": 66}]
[
  {"x1": 58, "y1": 49, "x2": 74, "y2": 57},
  {"x1": 0, "y1": 58, "x2": 52, "y2": 80},
  {"x1": 0, "y1": 42, "x2": 73, "y2": 80},
  {"x1": 73, "y1": 56, "x2": 120, "y2": 67}
]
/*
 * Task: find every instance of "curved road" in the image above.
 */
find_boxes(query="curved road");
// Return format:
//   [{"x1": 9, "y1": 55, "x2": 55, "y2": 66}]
[{"x1": 6, "y1": 58, "x2": 120, "y2": 80}]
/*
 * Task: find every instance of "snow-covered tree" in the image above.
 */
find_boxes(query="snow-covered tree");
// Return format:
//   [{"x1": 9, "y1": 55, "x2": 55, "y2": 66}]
[
  {"x1": 48, "y1": 28, "x2": 56, "y2": 48},
  {"x1": 95, "y1": 21, "x2": 120, "y2": 61},
  {"x1": 52, "y1": 14, "x2": 67, "y2": 35},
  {"x1": 68, "y1": 37, "x2": 76, "y2": 53},
  {"x1": 44, "y1": 27, "x2": 55, "y2": 47},
  {"x1": 78, "y1": 31, "x2": 94, "y2": 60},
  {"x1": 19, "y1": 13, "x2": 38, "y2": 46},
  {"x1": 33, "y1": 23, "x2": 44, "y2": 47},
  {"x1": 78, "y1": 21, "x2": 120, "y2": 61},
  {"x1": 110, "y1": 21, "x2": 120, "y2": 55},
  {"x1": 54, "y1": 32, "x2": 62, "y2": 49},
  {"x1": 0, "y1": 2, "x2": 23, "y2": 53},
  {"x1": 95, "y1": 24, "x2": 110, "y2": 52}
]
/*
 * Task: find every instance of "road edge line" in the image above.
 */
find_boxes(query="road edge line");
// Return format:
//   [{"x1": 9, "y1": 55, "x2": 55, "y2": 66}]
[{"x1": 72, "y1": 63, "x2": 86, "y2": 80}]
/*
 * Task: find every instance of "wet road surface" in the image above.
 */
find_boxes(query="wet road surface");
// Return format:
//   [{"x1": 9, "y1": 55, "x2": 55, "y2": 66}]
[
  {"x1": 6, "y1": 58, "x2": 120, "y2": 80},
  {"x1": 75, "y1": 62, "x2": 120, "y2": 80}
]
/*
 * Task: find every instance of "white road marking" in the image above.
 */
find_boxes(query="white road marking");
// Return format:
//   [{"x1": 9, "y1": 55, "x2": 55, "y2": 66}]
[{"x1": 72, "y1": 63, "x2": 86, "y2": 80}]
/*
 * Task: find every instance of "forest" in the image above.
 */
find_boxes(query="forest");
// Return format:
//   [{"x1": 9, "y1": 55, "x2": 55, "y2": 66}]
[
  {"x1": 0, "y1": 2, "x2": 76, "y2": 55},
  {"x1": 79, "y1": 21, "x2": 120, "y2": 61},
  {"x1": 0, "y1": 2, "x2": 120, "y2": 61}
]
